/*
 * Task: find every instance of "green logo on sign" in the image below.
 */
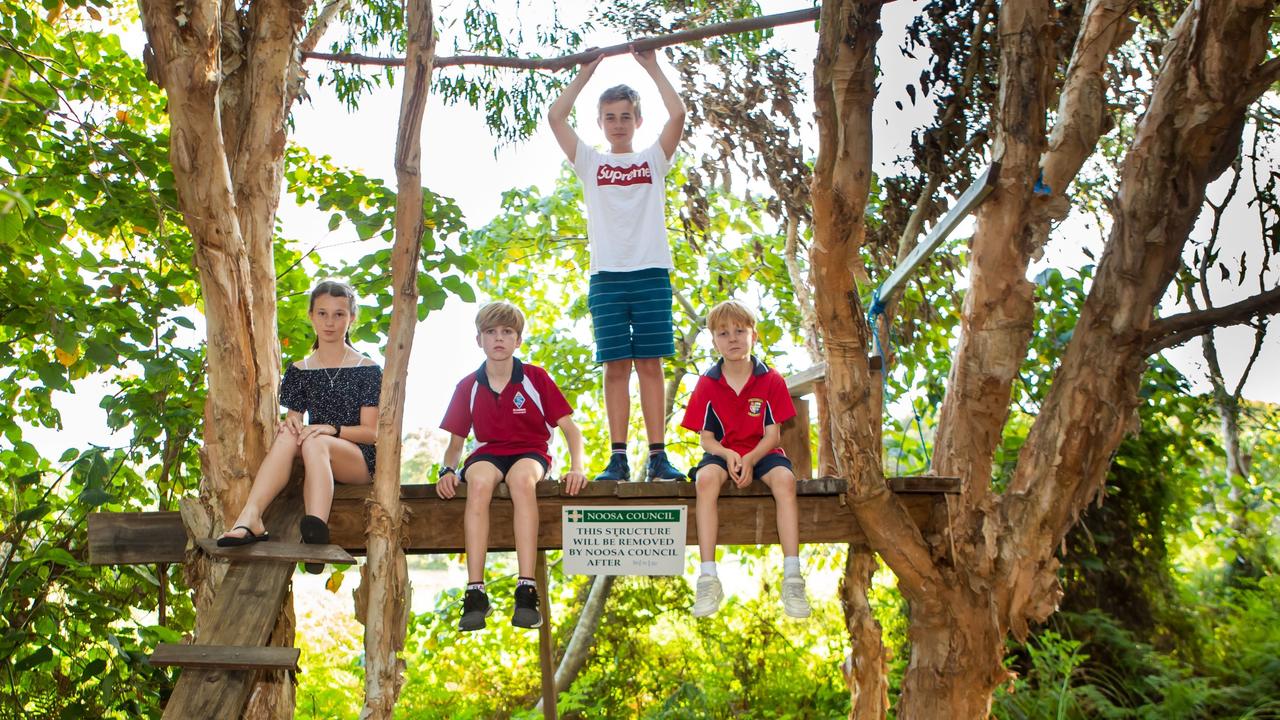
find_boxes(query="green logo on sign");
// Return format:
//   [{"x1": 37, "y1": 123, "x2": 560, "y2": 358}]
[{"x1": 578, "y1": 509, "x2": 680, "y2": 523}]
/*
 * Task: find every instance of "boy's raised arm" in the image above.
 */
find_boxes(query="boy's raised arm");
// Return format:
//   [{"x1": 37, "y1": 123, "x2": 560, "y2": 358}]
[
  {"x1": 633, "y1": 48, "x2": 686, "y2": 160},
  {"x1": 548, "y1": 54, "x2": 603, "y2": 163}
]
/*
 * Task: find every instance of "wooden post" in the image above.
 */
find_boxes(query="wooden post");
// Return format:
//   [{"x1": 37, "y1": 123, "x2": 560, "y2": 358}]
[
  {"x1": 779, "y1": 396, "x2": 813, "y2": 479},
  {"x1": 535, "y1": 551, "x2": 557, "y2": 720}
]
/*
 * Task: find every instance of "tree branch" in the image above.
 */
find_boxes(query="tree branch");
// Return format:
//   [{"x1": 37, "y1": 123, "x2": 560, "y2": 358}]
[
  {"x1": 1244, "y1": 55, "x2": 1280, "y2": 104},
  {"x1": 303, "y1": 7, "x2": 822, "y2": 69},
  {"x1": 300, "y1": 0, "x2": 353, "y2": 54},
  {"x1": 1145, "y1": 286, "x2": 1280, "y2": 354}
]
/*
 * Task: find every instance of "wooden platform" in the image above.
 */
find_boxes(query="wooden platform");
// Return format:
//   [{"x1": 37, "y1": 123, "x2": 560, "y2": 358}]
[{"x1": 89, "y1": 477, "x2": 957, "y2": 566}]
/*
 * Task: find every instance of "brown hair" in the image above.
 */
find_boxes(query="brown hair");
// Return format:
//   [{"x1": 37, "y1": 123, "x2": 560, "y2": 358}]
[
  {"x1": 598, "y1": 84, "x2": 641, "y2": 118},
  {"x1": 706, "y1": 300, "x2": 757, "y2": 332},
  {"x1": 309, "y1": 279, "x2": 358, "y2": 349},
  {"x1": 475, "y1": 301, "x2": 525, "y2": 337}
]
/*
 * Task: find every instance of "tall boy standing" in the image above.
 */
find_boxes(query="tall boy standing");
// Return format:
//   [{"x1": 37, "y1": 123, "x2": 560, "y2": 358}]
[
  {"x1": 435, "y1": 302, "x2": 588, "y2": 631},
  {"x1": 680, "y1": 300, "x2": 811, "y2": 619},
  {"x1": 547, "y1": 49, "x2": 687, "y2": 482}
]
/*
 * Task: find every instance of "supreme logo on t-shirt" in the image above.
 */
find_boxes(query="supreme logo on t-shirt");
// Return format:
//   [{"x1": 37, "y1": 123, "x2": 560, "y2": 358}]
[{"x1": 597, "y1": 162, "x2": 653, "y2": 187}]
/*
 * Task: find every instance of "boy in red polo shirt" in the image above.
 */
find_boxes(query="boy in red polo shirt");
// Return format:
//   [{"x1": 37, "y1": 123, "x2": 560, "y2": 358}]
[
  {"x1": 680, "y1": 300, "x2": 811, "y2": 619},
  {"x1": 436, "y1": 302, "x2": 588, "y2": 631}
]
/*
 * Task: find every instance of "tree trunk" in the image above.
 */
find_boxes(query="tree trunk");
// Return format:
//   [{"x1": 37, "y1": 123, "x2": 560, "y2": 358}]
[
  {"x1": 896, "y1": 590, "x2": 1008, "y2": 718},
  {"x1": 140, "y1": 0, "x2": 322, "y2": 716},
  {"x1": 810, "y1": 3, "x2": 946, "y2": 716},
  {"x1": 1000, "y1": 0, "x2": 1277, "y2": 642},
  {"x1": 839, "y1": 546, "x2": 887, "y2": 719},
  {"x1": 357, "y1": 1, "x2": 434, "y2": 717},
  {"x1": 139, "y1": 1, "x2": 307, "y2": 717},
  {"x1": 931, "y1": 0, "x2": 1056, "y2": 506}
]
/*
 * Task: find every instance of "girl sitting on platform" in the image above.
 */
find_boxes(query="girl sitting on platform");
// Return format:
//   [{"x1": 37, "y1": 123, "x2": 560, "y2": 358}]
[{"x1": 216, "y1": 279, "x2": 382, "y2": 573}]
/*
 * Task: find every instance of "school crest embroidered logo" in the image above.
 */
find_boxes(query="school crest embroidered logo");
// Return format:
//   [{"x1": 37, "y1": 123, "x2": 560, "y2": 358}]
[
  {"x1": 513, "y1": 391, "x2": 527, "y2": 415},
  {"x1": 747, "y1": 398, "x2": 764, "y2": 417}
]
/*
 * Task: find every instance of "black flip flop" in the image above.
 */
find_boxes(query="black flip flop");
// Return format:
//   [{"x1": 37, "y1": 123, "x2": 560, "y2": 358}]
[
  {"x1": 216, "y1": 525, "x2": 270, "y2": 547},
  {"x1": 299, "y1": 515, "x2": 330, "y2": 574}
]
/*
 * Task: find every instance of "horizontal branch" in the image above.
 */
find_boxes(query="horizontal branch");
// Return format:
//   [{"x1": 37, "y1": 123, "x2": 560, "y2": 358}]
[
  {"x1": 303, "y1": 6, "x2": 822, "y2": 70},
  {"x1": 1145, "y1": 285, "x2": 1280, "y2": 354}
]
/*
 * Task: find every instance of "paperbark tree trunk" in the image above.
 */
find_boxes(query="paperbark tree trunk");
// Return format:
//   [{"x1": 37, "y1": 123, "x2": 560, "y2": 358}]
[
  {"x1": 839, "y1": 545, "x2": 887, "y2": 720},
  {"x1": 931, "y1": 0, "x2": 1057, "y2": 506},
  {"x1": 138, "y1": 0, "x2": 312, "y2": 716},
  {"x1": 356, "y1": 1, "x2": 434, "y2": 717},
  {"x1": 1000, "y1": 1, "x2": 1278, "y2": 644},
  {"x1": 809, "y1": 4, "x2": 941, "y2": 716}
]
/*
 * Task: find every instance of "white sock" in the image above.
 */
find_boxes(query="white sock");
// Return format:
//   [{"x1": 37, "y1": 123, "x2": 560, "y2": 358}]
[
  {"x1": 783, "y1": 556, "x2": 802, "y2": 578},
  {"x1": 700, "y1": 561, "x2": 718, "y2": 578}
]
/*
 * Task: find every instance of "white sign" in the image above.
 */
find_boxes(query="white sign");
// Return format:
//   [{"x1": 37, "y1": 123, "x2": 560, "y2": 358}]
[{"x1": 562, "y1": 506, "x2": 687, "y2": 576}]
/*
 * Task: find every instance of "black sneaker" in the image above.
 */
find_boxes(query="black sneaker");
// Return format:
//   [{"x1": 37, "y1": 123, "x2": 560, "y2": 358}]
[
  {"x1": 512, "y1": 584, "x2": 542, "y2": 629},
  {"x1": 458, "y1": 588, "x2": 492, "y2": 632},
  {"x1": 646, "y1": 451, "x2": 687, "y2": 481},
  {"x1": 594, "y1": 453, "x2": 630, "y2": 482}
]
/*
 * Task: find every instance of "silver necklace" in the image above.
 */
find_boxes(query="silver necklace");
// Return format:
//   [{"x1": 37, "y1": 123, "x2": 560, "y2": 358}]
[{"x1": 320, "y1": 348, "x2": 353, "y2": 389}]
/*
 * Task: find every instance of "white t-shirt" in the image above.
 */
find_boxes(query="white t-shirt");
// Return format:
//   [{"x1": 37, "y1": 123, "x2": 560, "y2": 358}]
[{"x1": 573, "y1": 139, "x2": 674, "y2": 274}]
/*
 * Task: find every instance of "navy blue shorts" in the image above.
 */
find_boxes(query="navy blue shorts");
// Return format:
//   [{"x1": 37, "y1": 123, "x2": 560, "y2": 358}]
[
  {"x1": 690, "y1": 453, "x2": 794, "y2": 483},
  {"x1": 587, "y1": 268, "x2": 676, "y2": 363},
  {"x1": 461, "y1": 452, "x2": 548, "y2": 482}
]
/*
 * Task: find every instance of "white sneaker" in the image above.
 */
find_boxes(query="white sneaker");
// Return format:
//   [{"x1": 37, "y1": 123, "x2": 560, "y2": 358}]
[
  {"x1": 781, "y1": 576, "x2": 811, "y2": 618},
  {"x1": 691, "y1": 574, "x2": 724, "y2": 617}
]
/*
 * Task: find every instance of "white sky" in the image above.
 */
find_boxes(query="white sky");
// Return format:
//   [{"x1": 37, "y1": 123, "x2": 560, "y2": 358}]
[{"x1": 25, "y1": 2, "x2": 1279, "y2": 460}]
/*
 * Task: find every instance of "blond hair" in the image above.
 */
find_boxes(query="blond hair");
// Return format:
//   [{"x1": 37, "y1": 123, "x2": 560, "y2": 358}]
[
  {"x1": 706, "y1": 300, "x2": 757, "y2": 332},
  {"x1": 475, "y1": 302, "x2": 525, "y2": 336}
]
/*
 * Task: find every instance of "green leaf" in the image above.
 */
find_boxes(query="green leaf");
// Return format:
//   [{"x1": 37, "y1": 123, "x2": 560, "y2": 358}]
[{"x1": 15, "y1": 646, "x2": 52, "y2": 673}]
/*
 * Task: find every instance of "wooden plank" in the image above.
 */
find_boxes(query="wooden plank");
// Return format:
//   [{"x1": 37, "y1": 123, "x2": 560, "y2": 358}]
[
  {"x1": 89, "y1": 511, "x2": 187, "y2": 565},
  {"x1": 150, "y1": 644, "x2": 300, "y2": 672},
  {"x1": 785, "y1": 363, "x2": 827, "y2": 397},
  {"x1": 779, "y1": 396, "x2": 812, "y2": 480},
  {"x1": 195, "y1": 538, "x2": 355, "y2": 565},
  {"x1": 328, "y1": 492, "x2": 944, "y2": 553},
  {"x1": 162, "y1": 490, "x2": 306, "y2": 720}
]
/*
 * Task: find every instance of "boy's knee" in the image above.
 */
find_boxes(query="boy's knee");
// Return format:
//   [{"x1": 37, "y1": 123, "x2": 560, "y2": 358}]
[
  {"x1": 695, "y1": 466, "x2": 726, "y2": 492},
  {"x1": 633, "y1": 358, "x2": 661, "y2": 376},
  {"x1": 603, "y1": 359, "x2": 632, "y2": 378},
  {"x1": 764, "y1": 467, "x2": 797, "y2": 493},
  {"x1": 505, "y1": 461, "x2": 543, "y2": 491}
]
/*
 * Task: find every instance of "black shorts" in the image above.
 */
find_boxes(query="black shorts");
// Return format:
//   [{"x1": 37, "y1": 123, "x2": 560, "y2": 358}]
[
  {"x1": 690, "y1": 453, "x2": 793, "y2": 482},
  {"x1": 461, "y1": 452, "x2": 549, "y2": 482}
]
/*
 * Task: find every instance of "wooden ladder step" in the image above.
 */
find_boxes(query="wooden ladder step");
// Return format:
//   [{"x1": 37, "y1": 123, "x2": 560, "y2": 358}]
[
  {"x1": 196, "y1": 538, "x2": 355, "y2": 565},
  {"x1": 150, "y1": 644, "x2": 300, "y2": 671}
]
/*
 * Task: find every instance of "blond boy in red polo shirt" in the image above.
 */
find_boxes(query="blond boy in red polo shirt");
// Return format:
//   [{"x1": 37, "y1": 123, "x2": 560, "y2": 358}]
[
  {"x1": 436, "y1": 302, "x2": 588, "y2": 630},
  {"x1": 680, "y1": 300, "x2": 811, "y2": 618}
]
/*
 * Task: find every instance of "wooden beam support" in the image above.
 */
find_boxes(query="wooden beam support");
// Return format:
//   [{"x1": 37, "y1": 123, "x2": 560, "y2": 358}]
[
  {"x1": 195, "y1": 539, "x2": 356, "y2": 565},
  {"x1": 150, "y1": 644, "x2": 301, "y2": 672},
  {"x1": 88, "y1": 477, "x2": 961, "y2": 564}
]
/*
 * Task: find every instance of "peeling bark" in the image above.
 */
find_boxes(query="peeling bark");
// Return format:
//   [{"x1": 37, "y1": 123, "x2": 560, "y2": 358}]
[
  {"x1": 932, "y1": 0, "x2": 1057, "y2": 509},
  {"x1": 357, "y1": 1, "x2": 434, "y2": 717},
  {"x1": 356, "y1": 0, "x2": 432, "y2": 714},
  {"x1": 139, "y1": 0, "x2": 316, "y2": 715},
  {"x1": 1001, "y1": 0, "x2": 1277, "y2": 641},
  {"x1": 840, "y1": 546, "x2": 887, "y2": 720}
]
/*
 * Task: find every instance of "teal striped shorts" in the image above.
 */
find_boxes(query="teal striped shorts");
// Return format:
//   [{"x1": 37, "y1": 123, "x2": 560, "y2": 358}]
[{"x1": 587, "y1": 268, "x2": 676, "y2": 363}]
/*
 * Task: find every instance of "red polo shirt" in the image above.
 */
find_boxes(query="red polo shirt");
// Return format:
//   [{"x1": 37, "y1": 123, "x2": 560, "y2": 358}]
[
  {"x1": 680, "y1": 357, "x2": 796, "y2": 456},
  {"x1": 440, "y1": 358, "x2": 573, "y2": 465}
]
